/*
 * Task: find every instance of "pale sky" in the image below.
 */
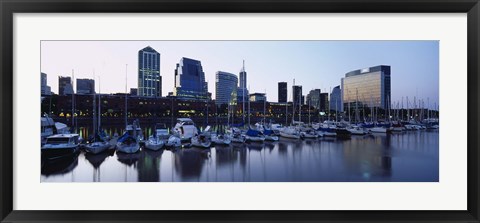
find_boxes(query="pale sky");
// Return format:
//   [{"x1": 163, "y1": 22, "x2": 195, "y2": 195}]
[{"x1": 41, "y1": 41, "x2": 439, "y2": 109}]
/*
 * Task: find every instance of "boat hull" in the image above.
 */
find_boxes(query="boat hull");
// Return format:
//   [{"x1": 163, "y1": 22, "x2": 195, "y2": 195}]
[
  {"x1": 41, "y1": 145, "x2": 79, "y2": 160},
  {"x1": 84, "y1": 142, "x2": 111, "y2": 154},
  {"x1": 116, "y1": 142, "x2": 140, "y2": 153}
]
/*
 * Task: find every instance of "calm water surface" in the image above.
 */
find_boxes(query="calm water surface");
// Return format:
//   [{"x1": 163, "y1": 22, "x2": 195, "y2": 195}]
[{"x1": 41, "y1": 130, "x2": 439, "y2": 182}]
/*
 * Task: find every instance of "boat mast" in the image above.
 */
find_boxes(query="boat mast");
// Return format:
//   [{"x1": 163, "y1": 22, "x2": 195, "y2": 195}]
[
  {"x1": 98, "y1": 76, "x2": 101, "y2": 132},
  {"x1": 71, "y1": 69, "x2": 75, "y2": 130},
  {"x1": 125, "y1": 64, "x2": 128, "y2": 128},
  {"x1": 248, "y1": 85, "x2": 250, "y2": 127},
  {"x1": 292, "y1": 79, "x2": 295, "y2": 125},
  {"x1": 242, "y1": 60, "x2": 245, "y2": 126},
  {"x1": 263, "y1": 89, "x2": 266, "y2": 125},
  {"x1": 92, "y1": 70, "x2": 96, "y2": 139}
]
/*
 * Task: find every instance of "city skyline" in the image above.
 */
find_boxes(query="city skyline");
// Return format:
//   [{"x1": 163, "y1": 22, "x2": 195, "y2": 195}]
[{"x1": 40, "y1": 41, "x2": 439, "y2": 108}]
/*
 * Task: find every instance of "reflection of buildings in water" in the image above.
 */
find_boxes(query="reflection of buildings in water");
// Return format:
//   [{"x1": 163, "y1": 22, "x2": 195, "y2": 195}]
[
  {"x1": 264, "y1": 142, "x2": 275, "y2": 152},
  {"x1": 41, "y1": 153, "x2": 79, "y2": 176},
  {"x1": 137, "y1": 149, "x2": 164, "y2": 182},
  {"x1": 174, "y1": 148, "x2": 210, "y2": 180},
  {"x1": 342, "y1": 135, "x2": 392, "y2": 179},
  {"x1": 116, "y1": 151, "x2": 141, "y2": 166}
]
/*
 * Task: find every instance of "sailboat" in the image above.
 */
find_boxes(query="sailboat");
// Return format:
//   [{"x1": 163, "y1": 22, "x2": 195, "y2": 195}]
[
  {"x1": 85, "y1": 74, "x2": 111, "y2": 154},
  {"x1": 116, "y1": 65, "x2": 140, "y2": 154}
]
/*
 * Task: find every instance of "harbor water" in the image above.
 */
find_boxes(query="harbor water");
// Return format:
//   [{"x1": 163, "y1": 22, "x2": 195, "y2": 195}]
[{"x1": 41, "y1": 127, "x2": 439, "y2": 182}]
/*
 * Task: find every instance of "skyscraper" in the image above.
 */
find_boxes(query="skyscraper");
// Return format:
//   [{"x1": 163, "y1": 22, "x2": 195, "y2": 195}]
[
  {"x1": 138, "y1": 46, "x2": 161, "y2": 97},
  {"x1": 215, "y1": 71, "x2": 238, "y2": 105},
  {"x1": 173, "y1": 57, "x2": 209, "y2": 100},
  {"x1": 41, "y1": 72, "x2": 51, "y2": 95},
  {"x1": 341, "y1": 65, "x2": 391, "y2": 109},
  {"x1": 58, "y1": 76, "x2": 73, "y2": 95},
  {"x1": 330, "y1": 86, "x2": 343, "y2": 112},
  {"x1": 278, "y1": 82, "x2": 287, "y2": 103},
  {"x1": 76, "y1": 78, "x2": 95, "y2": 95},
  {"x1": 306, "y1": 89, "x2": 321, "y2": 109},
  {"x1": 320, "y1": 93, "x2": 329, "y2": 111},
  {"x1": 292, "y1": 85, "x2": 302, "y2": 105},
  {"x1": 237, "y1": 61, "x2": 249, "y2": 103}
]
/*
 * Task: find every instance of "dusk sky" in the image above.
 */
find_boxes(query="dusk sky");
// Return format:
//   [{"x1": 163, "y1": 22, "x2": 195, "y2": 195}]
[{"x1": 41, "y1": 41, "x2": 439, "y2": 108}]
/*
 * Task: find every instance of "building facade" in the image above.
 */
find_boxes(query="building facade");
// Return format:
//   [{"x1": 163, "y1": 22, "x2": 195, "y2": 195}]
[
  {"x1": 173, "y1": 57, "x2": 209, "y2": 100},
  {"x1": 292, "y1": 85, "x2": 302, "y2": 105},
  {"x1": 306, "y1": 89, "x2": 321, "y2": 109},
  {"x1": 249, "y1": 93, "x2": 266, "y2": 102},
  {"x1": 41, "y1": 72, "x2": 51, "y2": 95},
  {"x1": 237, "y1": 61, "x2": 249, "y2": 103},
  {"x1": 215, "y1": 71, "x2": 238, "y2": 105},
  {"x1": 319, "y1": 93, "x2": 329, "y2": 111},
  {"x1": 341, "y1": 65, "x2": 391, "y2": 109},
  {"x1": 330, "y1": 85, "x2": 343, "y2": 112},
  {"x1": 138, "y1": 46, "x2": 161, "y2": 97},
  {"x1": 278, "y1": 82, "x2": 287, "y2": 103},
  {"x1": 58, "y1": 76, "x2": 73, "y2": 95},
  {"x1": 76, "y1": 78, "x2": 95, "y2": 95}
]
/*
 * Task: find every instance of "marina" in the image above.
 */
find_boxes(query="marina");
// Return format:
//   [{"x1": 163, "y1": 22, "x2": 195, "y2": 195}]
[{"x1": 41, "y1": 124, "x2": 439, "y2": 182}]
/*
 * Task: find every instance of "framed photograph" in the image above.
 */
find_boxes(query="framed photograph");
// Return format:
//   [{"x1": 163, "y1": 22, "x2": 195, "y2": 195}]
[{"x1": 1, "y1": 0, "x2": 479, "y2": 222}]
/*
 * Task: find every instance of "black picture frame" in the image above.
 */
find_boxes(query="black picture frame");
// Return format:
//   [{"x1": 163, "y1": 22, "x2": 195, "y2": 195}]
[{"x1": 1, "y1": 0, "x2": 479, "y2": 222}]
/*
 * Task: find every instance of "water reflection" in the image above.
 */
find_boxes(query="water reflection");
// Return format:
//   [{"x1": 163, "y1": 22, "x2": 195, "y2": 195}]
[{"x1": 41, "y1": 131, "x2": 439, "y2": 182}]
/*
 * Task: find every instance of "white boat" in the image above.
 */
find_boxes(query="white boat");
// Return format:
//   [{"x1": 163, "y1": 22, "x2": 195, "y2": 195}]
[
  {"x1": 369, "y1": 126, "x2": 388, "y2": 133},
  {"x1": 347, "y1": 126, "x2": 368, "y2": 135},
  {"x1": 212, "y1": 134, "x2": 231, "y2": 145},
  {"x1": 165, "y1": 135, "x2": 182, "y2": 148},
  {"x1": 116, "y1": 124, "x2": 141, "y2": 153},
  {"x1": 42, "y1": 134, "x2": 80, "y2": 159},
  {"x1": 279, "y1": 126, "x2": 301, "y2": 139},
  {"x1": 300, "y1": 129, "x2": 318, "y2": 139},
  {"x1": 191, "y1": 134, "x2": 212, "y2": 148},
  {"x1": 264, "y1": 134, "x2": 279, "y2": 141},
  {"x1": 145, "y1": 124, "x2": 168, "y2": 151},
  {"x1": 228, "y1": 128, "x2": 246, "y2": 143},
  {"x1": 84, "y1": 141, "x2": 111, "y2": 154},
  {"x1": 172, "y1": 118, "x2": 198, "y2": 141}
]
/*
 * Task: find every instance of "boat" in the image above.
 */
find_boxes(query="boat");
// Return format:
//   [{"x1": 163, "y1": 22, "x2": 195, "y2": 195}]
[
  {"x1": 41, "y1": 133, "x2": 81, "y2": 159},
  {"x1": 245, "y1": 128, "x2": 265, "y2": 143},
  {"x1": 165, "y1": 134, "x2": 182, "y2": 148},
  {"x1": 300, "y1": 128, "x2": 318, "y2": 139},
  {"x1": 172, "y1": 118, "x2": 198, "y2": 141},
  {"x1": 346, "y1": 126, "x2": 368, "y2": 135},
  {"x1": 280, "y1": 126, "x2": 301, "y2": 139},
  {"x1": 212, "y1": 133, "x2": 231, "y2": 145},
  {"x1": 191, "y1": 134, "x2": 212, "y2": 148},
  {"x1": 145, "y1": 124, "x2": 168, "y2": 151},
  {"x1": 228, "y1": 128, "x2": 246, "y2": 143},
  {"x1": 84, "y1": 139, "x2": 111, "y2": 154},
  {"x1": 369, "y1": 126, "x2": 388, "y2": 134},
  {"x1": 263, "y1": 128, "x2": 279, "y2": 141},
  {"x1": 335, "y1": 128, "x2": 352, "y2": 139},
  {"x1": 116, "y1": 122, "x2": 141, "y2": 153}
]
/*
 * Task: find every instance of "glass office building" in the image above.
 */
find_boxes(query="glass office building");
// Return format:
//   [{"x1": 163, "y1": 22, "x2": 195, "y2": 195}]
[
  {"x1": 306, "y1": 89, "x2": 321, "y2": 109},
  {"x1": 174, "y1": 57, "x2": 209, "y2": 100},
  {"x1": 138, "y1": 46, "x2": 161, "y2": 97},
  {"x1": 330, "y1": 85, "x2": 343, "y2": 112},
  {"x1": 76, "y1": 78, "x2": 95, "y2": 95},
  {"x1": 58, "y1": 76, "x2": 73, "y2": 95},
  {"x1": 341, "y1": 65, "x2": 391, "y2": 109},
  {"x1": 215, "y1": 71, "x2": 238, "y2": 105}
]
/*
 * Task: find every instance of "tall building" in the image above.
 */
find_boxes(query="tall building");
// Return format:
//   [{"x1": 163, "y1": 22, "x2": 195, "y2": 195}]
[
  {"x1": 306, "y1": 89, "x2": 321, "y2": 109},
  {"x1": 215, "y1": 71, "x2": 238, "y2": 105},
  {"x1": 341, "y1": 65, "x2": 391, "y2": 109},
  {"x1": 138, "y1": 46, "x2": 161, "y2": 97},
  {"x1": 173, "y1": 57, "x2": 209, "y2": 100},
  {"x1": 249, "y1": 93, "x2": 266, "y2": 102},
  {"x1": 130, "y1": 88, "x2": 138, "y2": 96},
  {"x1": 58, "y1": 76, "x2": 73, "y2": 95},
  {"x1": 292, "y1": 85, "x2": 302, "y2": 105},
  {"x1": 76, "y1": 78, "x2": 95, "y2": 94},
  {"x1": 330, "y1": 85, "x2": 343, "y2": 112},
  {"x1": 41, "y1": 72, "x2": 51, "y2": 95},
  {"x1": 320, "y1": 93, "x2": 329, "y2": 111},
  {"x1": 237, "y1": 61, "x2": 249, "y2": 103},
  {"x1": 278, "y1": 82, "x2": 287, "y2": 103}
]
